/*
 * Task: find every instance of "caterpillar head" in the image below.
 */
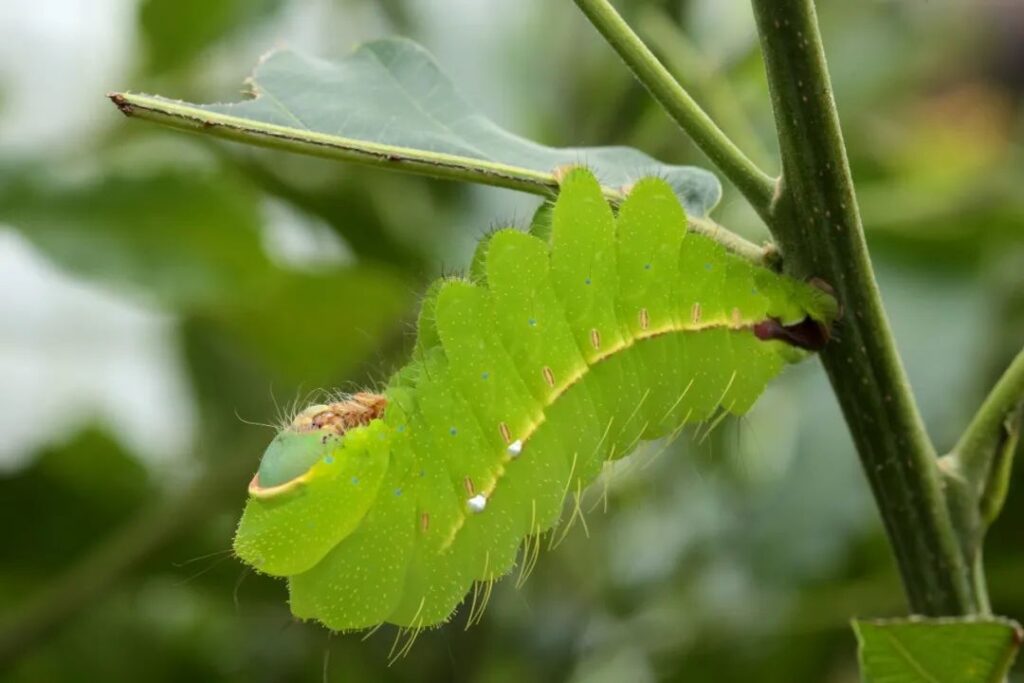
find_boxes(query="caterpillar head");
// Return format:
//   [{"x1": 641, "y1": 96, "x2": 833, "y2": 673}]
[
  {"x1": 250, "y1": 393, "x2": 388, "y2": 497},
  {"x1": 235, "y1": 392, "x2": 391, "y2": 576}
]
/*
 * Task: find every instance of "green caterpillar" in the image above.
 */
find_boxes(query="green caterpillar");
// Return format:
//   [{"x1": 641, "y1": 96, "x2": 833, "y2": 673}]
[{"x1": 234, "y1": 168, "x2": 837, "y2": 633}]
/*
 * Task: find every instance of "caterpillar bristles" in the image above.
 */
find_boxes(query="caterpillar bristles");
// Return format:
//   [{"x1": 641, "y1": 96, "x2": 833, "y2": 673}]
[
  {"x1": 360, "y1": 622, "x2": 384, "y2": 642},
  {"x1": 640, "y1": 408, "x2": 694, "y2": 472},
  {"x1": 515, "y1": 500, "x2": 542, "y2": 589},
  {"x1": 233, "y1": 167, "x2": 839, "y2": 635}
]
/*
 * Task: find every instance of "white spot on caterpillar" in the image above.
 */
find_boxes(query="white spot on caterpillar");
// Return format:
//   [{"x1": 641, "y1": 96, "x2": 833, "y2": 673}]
[
  {"x1": 542, "y1": 366, "x2": 555, "y2": 387},
  {"x1": 590, "y1": 328, "x2": 601, "y2": 350},
  {"x1": 499, "y1": 421, "x2": 511, "y2": 443},
  {"x1": 691, "y1": 302, "x2": 702, "y2": 323},
  {"x1": 639, "y1": 308, "x2": 650, "y2": 330},
  {"x1": 507, "y1": 439, "x2": 523, "y2": 458},
  {"x1": 467, "y1": 494, "x2": 487, "y2": 513}
]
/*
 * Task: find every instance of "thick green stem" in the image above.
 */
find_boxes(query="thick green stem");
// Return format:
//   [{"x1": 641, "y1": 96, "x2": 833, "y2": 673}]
[
  {"x1": 750, "y1": 0, "x2": 977, "y2": 616},
  {"x1": 571, "y1": 0, "x2": 776, "y2": 222}
]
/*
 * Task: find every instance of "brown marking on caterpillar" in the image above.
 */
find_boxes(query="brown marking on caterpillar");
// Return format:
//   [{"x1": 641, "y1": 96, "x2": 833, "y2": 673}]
[
  {"x1": 754, "y1": 317, "x2": 830, "y2": 351},
  {"x1": 542, "y1": 366, "x2": 555, "y2": 388},
  {"x1": 590, "y1": 328, "x2": 601, "y2": 350},
  {"x1": 639, "y1": 308, "x2": 650, "y2": 330},
  {"x1": 464, "y1": 477, "x2": 475, "y2": 496},
  {"x1": 731, "y1": 307, "x2": 742, "y2": 326},
  {"x1": 420, "y1": 512, "x2": 430, "y2": 533},
  {"x1": 691, "y1": 302, "x2": 702, "y2": 323},
  {"x1": 289, "y1": 392, "x2": 387, "y2": 435},
  {"x1": 498, "y1": 421, "x2": 511, "y2": 444},
  {"x1": 440, "y1": 315, "x2": 793, "y2": 549}
]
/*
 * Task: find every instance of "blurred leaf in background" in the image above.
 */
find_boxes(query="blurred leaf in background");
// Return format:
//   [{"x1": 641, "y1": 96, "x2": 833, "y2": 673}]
[{"x1": 140, "y1": 0, "x2": 283, "y2": 74}]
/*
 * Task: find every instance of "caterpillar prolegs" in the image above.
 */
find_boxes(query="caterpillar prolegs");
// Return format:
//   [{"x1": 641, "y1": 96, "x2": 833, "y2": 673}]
[{"x1": 234, "y1": 168, "x2": 838, "y2": 632}]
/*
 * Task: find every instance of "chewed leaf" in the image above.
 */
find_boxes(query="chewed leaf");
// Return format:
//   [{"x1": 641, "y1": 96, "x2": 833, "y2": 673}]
[
  {"x1": 233, "y1": 169, "x2": 839, "y2": 634},
  {"x1": 110, "y1": 38, "x2": 721, "y2": 217},
  {"x1": 853, "y1": 616, "x2": 1023, "y2": 683}
]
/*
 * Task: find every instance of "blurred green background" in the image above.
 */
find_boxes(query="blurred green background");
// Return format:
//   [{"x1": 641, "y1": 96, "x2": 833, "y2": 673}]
[{"x1": 0, "y1": 1, "x2": 1022, "y2": 681}]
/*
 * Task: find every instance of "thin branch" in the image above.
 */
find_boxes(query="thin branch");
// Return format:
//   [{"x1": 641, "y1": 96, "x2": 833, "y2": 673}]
[
  {"x1": 637, "y1": 7, "x2": 773, "y2": 169},
  {"x1": 109, "y1": 93, "x2": 562, "y2": 196},
  {"x1": 749, "y1": 0, "x2": 978, "y2": 616},
  {"x1": 953, "y1": 347, "x2": 1024, "y2": 523},
  {"x1": 108, "y1": 93, "x2": 771, "y2": 266},
  {"x1": 571, "y1": 0, "x2": 777, "y2": 221}
]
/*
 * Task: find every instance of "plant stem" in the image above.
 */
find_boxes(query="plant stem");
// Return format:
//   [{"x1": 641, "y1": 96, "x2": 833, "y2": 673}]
[
  {"x1": 940, "y1": 346, "x2": 1022, "y2": 583},
  {"x1": 749, "y1": 0, "x2": 978, "y2": 616},
  {"x1": 109, "y1": 93, "x2": 770, "y2": 266},
  {"x1": 107, "y1": 93, "x2": 559, "y2": 195},
  {"x1": 637, "y1": 7, "x2": 773, "y2": 170},
  {"x1": 953, "y1": 346, "x2": 1024, "y2": 499},
  {"x1": 571, "y1": 0, "x2": 776, "y2": 222}
]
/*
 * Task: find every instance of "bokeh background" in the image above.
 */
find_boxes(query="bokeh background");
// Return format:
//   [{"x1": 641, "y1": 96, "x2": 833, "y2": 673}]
[{"x1": 1, "y1": 1, "x2": 1022, "y2": 681}]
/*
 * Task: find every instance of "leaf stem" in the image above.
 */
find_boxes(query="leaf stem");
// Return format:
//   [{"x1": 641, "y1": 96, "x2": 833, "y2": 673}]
[
  {"x1": 108, "y1": 93, "x2": 770, "y2": 266},
  {"x1": 110, "y1": 93, "x2": 562, "y2": 196},
  {"x1": 953, "y1": 346, "x2": 1024, "y2": 522},
  {"x1": 749, "y1": 0, "x2": 978, "y2": 616},
  {"x1": 570, "y1": 0, "x2": 777, "y2": 221}
]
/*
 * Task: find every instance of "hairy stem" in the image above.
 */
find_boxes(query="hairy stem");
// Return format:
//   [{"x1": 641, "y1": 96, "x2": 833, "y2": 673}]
[
  {"x1": 750, "y1": 0, "x2": 977, "y2": 615},
  {"x1": 571, "y1": 0, "x2": 776, "y2": 221}
]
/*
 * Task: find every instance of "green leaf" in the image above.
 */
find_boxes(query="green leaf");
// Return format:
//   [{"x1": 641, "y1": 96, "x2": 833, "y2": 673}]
[
  {"x1": 110, "y1": 37, "x2": 722, "y2": 218},
  {"x1": 853, "y1": 617, "x2": 1023, "y2": 683},
  {"x1": 0, "y1": 168, "x2": 269, "y2": 310},
  {"x1": 0, "y1": 429, "x2": 153, "y2": 576},
  {"x1": 0, "y1": 164, "x2": 415, "y2": 389},
  {"x1": 207, "y1": 266, "x2": 412, "y2": 387}
]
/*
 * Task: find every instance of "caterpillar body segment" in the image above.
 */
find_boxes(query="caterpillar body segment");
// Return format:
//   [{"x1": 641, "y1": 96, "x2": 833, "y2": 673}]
[
  {"x1": 235, "y1": 416, "x2": 390, "y2": 577},
  {"x1": 235, "y1": 168, "x2": 838, "y2": 632}
]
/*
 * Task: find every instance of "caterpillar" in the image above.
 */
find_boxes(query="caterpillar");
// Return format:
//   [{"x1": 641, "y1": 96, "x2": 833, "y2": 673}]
[{"x1": 234, "y1": 168, "x2": 838, "y2": 634}]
